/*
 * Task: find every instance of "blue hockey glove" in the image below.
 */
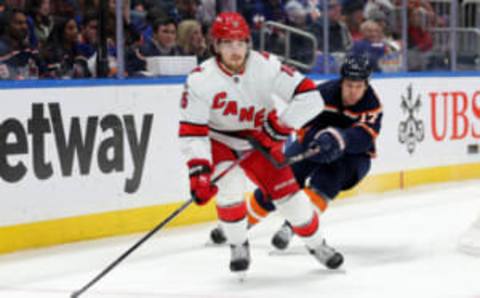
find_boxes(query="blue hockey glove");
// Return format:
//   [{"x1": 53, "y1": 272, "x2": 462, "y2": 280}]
[{"x1": 307, "y1": 127, "x2": 346, "y2": 163}]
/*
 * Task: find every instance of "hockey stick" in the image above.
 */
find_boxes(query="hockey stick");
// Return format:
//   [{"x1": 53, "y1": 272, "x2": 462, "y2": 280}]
[
  {"x1": 70, "y1": 151, "x2": 252, "y2": 298},
  {"x1": 247, "y1": 136, "x2": 320, "y2": 169}
]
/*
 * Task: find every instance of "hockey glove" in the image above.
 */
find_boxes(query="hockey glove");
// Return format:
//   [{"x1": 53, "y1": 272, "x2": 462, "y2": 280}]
[
  {"x1": 251, "y1": 110, "x2": 293, "y2": 150},
  {"x1": 188, "y1": 159, "x2": 218, "y2": 206},
  {"x1": 308, "y1": 127, "x2": 346, "y2": 163}
]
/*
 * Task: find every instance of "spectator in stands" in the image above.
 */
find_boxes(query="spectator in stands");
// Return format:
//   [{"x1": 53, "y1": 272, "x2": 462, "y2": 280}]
[
  {"x1": 78, "y1": 11, "x2": 97, "y2": 59},
  {"x1": 0, "y1": 0, "x2": 6, "y2": 14},
  {"x1": 0, "y1": 0, "x2": 7, "y2": 28},
  {"x1": 144, "y1": 0, "x2": 175, "y2": 14},
  {"x1": 125, "y1": 24, "x2": 148, "y2": 77},
  {"x1": 349, "y1": 19, "x2": 387, "y2": 71},
  {"x1": 365, "y1": 0, "x2": 395, "y2": 36},
  {"x1": 367, "y1": 7, "x2": 388, "y2": 34},
  {"x1": 284, "y1": 0, "x2": 307, "y2": 27},
  {"x1": 342, "y1": 0, "x2": 365, "y2": 41},
  {"x1": 408, "y1": 6, "x2": 433, "y2": 51},
  {"x1": 0, "y1": 8, "x2": 44, "y2": 79},
  {"x1": 406, "y1": 0, "x2": 437, "y2": 25},
  {"x1": 238, "y1": 0, "x2": 287, "y2": 29},
  {"x1": 393, "y1": 0, "x2": 445, "y2": 27},
  {"x1": 130, "y1": 0, "x2": 149, "y2": 34},
  {"x1": 41, "y1": 16, "x2": 90, "y2": 78},
  {"x1": 407, "y1": 5, "x2": 433, "y2": 71},
  {"x1": 133, "y1": 5, "x2": 168, "y2": 43},
  {"x1": 284, "y1": 0, "x2": 314, "y2": 64},
  {"x1": 365, "y1": 0, "x2": 394, "y2": 19},
  {"x1": 196, "y1": 0, "x2": 228, "y2": 26},
  {"x1": 311, "y1": 0, "x2": 352, "y2": 53},
  {"x1": 273, "y1": 0, "x2": 319, "y2": 25},
  {"x1": 52, "y1": 0, "x2": 78, "y2": 15},
  {"x1": 213, "y1": 0, "x2": 237, "y2": 12},
  {"x1": 238, "y1": 0, "x2": 287, "y2": 49},
  {"x1": 0, "y1": 9, "x2": 30, "y2": 51},
  {"x1": 27, "y1": 0, "x2": 54, "y2": 50},
  {"x1": 191, "y1": 0, "x2": 238, "y2": 27},
  {"x1": 172, "y1": 0, "x2": 201, "y2": 23},
  {"x1": 141, "y1": 17, "x2": 181, "y2": 56},
  {"x1": 177, "y1": 19, "x2": 209, "y2": 63},
  {"x1": 366, "y1": 7, "x2": 402, "y2": 72},
  {"x1": 5, "y1": 0, "x2": 25, "y2": 9}
]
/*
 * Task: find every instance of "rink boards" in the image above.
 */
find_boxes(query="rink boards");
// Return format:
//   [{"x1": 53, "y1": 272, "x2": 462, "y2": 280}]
[{"x1": 1, "y1": 74, "x2": 480, "y2": 254}]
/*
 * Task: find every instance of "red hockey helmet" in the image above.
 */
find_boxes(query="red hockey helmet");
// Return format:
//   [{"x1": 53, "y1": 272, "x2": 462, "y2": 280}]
[{"x1": 210, "y1": 12, "x2": 250, "y2": 41}]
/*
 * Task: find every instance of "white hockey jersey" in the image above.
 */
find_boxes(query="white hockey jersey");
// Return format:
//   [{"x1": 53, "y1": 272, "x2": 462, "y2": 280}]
[{"x1": 179, "y1": 50, "x2": 324, "y2": 164}]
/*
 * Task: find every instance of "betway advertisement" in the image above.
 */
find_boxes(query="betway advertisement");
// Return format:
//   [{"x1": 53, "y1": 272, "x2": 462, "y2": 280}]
[
  {"x1": 1, "y1": 76, "x2": 479, "y2": 227},
  {"x1": 0, "y1": 84, "x2": 189, "y2": 226}
]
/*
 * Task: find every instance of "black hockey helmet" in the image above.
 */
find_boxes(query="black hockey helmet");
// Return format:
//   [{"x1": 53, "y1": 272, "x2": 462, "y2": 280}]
[{"x1": 340, "y1": 55, "x2": 372, "y2": 81}]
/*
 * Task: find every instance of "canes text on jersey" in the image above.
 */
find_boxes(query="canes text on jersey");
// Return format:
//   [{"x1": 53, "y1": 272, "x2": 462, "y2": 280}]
[{"x1": 212, "y1": 92, "x2": 266, "y2": 127}]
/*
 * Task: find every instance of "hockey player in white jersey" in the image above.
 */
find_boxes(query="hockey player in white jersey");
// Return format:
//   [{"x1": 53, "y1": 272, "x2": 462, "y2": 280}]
[{"x1": 179, "y1": 12, "x2": 343, "y2": 275}]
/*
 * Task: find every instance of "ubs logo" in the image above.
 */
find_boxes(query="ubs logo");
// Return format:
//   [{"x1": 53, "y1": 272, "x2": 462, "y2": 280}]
[{"x1": 398, "y1": 84, "x2": 425, "y2": 154}]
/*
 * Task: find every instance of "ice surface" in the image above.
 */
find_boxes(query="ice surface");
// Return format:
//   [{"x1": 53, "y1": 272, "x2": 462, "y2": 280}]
[{"x1": 1, "y1": 180, "x2": 480, "y2": 298}]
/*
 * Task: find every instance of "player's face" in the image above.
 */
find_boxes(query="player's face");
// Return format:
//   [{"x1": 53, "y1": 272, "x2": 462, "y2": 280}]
[
  {"x1": 216, "y1": 39, "x2": 248, "y2": 73},
  {"x1": 341, "y1": 79, "x2": 367, "y2": 106}
]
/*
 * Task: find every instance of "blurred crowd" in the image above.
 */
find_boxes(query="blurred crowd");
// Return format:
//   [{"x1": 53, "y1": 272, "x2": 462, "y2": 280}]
[{"x1": 0, "y1": 0, "x2": 475, "y2": 80}]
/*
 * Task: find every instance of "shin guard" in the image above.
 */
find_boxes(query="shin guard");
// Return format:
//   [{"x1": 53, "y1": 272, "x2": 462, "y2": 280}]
[{"x1": 273, "y1": 191, "x2": 324, "y2": 249}]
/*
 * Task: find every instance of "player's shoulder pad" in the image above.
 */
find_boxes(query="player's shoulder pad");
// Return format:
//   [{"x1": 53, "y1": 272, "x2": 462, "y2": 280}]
[
  {"x1": 317, "y1": 79, "x2": 340, "y2": 93},
  {"x1": 250, "y1": 50, "x2": 282, "y2": 70},
  {"x1": 185, "y1": 58, "x2": 216, "y2": 90},
  {"x1": 363, "y1": 84, "x2": 382, "y2": 109},
  {"x1": 317, "y1": 79, "x2": 342, "y2": 104}
]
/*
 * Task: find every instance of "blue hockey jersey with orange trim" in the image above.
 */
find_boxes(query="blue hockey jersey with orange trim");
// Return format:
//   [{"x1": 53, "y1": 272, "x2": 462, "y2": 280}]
[{"x1": 301, "y1": 79, "x2": 383, "y2": 157}]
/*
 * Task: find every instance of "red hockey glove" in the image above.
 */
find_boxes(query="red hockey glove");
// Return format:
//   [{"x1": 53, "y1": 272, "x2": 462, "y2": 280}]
[
  {"x1": 251, "y1": 110, "x2": 293, "y2": 149},
  {"x1": 188, "y1": 159, "x2": 218, "y2": 206}
]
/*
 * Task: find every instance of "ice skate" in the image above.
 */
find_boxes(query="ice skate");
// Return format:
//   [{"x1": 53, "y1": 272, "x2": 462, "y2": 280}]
[
  {"x1": 209, "y1": 225, "x2": 227, "y2": 245},
  {"x1": 230, "y1": 241, "x2": 251, "y2": 277},
  {"x1": 271, "y1": 221, "x2": 294, "y2": 250},
  {"x1": 308, "y1": 240, "x2": 344, "y2": 269}
]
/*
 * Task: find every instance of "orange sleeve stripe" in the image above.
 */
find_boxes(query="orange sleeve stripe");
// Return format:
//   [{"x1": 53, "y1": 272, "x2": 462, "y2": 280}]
[
  {"x1": 355, "y1": 122, "x2": 379, "y2": 139},
  {"x1": 364, "y1": 106, "x2": 383, "y2": 114},
  {"x1": 304, "y1": 188, "x2": 328, "y2": 212},
  {"x1": 324, "y1": 104, "x2": 338, "y2": 112},
  {"x1": 344, "y1": 106, "x2": 383, "y2": 116},
  {"x1": 295, "y1": 127, "x2": 307, "y2": 143}
]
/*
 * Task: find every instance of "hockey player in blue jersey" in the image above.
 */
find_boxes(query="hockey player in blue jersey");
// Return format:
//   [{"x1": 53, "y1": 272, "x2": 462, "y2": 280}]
[{"x1": 209, "y1": 55, "x2": 383, "y2": 251}]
